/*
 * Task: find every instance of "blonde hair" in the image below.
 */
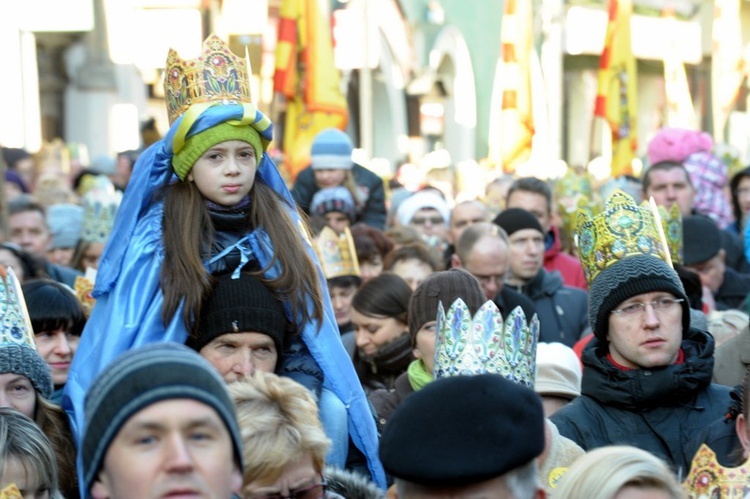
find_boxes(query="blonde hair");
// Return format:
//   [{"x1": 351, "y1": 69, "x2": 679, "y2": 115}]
[
  {"x1": 553, "y1": 446, "x2": 684, "y2": 499},
  {"x1": 230, "y1": 372, "x2": 330, "y2": 485},
  {"x1": 0, "y1": 407, "x2": 62, "y2": 499}
]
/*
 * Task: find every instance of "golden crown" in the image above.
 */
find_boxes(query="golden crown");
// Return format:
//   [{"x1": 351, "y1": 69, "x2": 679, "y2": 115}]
[
  {"x1": 314, "y1": 226, "x2": 360, "y2": 280},
  {"x1": 683, "y1": 444, "x2": 750, "y2": 498},
  {"x1": 652, "y1": 202, "x2": 682, "y2": 266},
  {"x1": 164, "y1": 34, "x2": 253, "y2": 125},
  {"x1": 74, "y1": 275, "x2": 96, "y2": 319},
  {"x1": 554, "y1": 169, "x2": 593, "y2": 202},
  {"x1": 0, "y1": 267, "x2": 36, "y2": 350},
  {"x1": 558, "y1": 195, "x2": 598, "y2": 253},
  {"x1": 81, "y1": 176, "x2": 122, "y2": 244},
  {"x1": 576, "y1": 190, "x2": 671, "y2": 285},
  {"x1": 434, "y1": 299, "x2": 539, "y2": 389}
]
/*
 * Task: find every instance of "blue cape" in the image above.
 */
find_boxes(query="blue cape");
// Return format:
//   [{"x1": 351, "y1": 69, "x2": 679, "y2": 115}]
[{"x1": 63, "y1": 105, "x2": 386, "y2": 492}]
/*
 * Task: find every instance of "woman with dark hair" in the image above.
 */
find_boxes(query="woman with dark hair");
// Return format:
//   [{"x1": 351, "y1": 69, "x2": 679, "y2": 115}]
[
  {"x1": 22, "y1": 279, "x2": 86, "y2": 404},
  {"x1": 729, "y1": 166, "x2": 750, "y2": 236},
  {"x1": 343, "y1": 273, "x2": 413, "y2": 394},
  {"x1": 350, "y1": 223, "x2": 394, "y2": 284},
  {"x1": 0, "y1": 243, "x2": 43, "y2": 282}
]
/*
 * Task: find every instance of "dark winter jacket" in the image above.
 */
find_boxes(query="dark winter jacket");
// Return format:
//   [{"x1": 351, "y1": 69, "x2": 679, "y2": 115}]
[
  {"x1": 342, "y1": 332, "x2": 413, "y2": 394},
  {"x1": 507, "y1": 269, "x2": 590, "y2": 346},
  {"x1": 292, "y1": 164, "x2": 387, "y2": 230},
  {"x1": 551, "y1": 329, "x2": 732, "y2": 477},
  {"x1": 368, "y1": 370, "x2": 415, "y2": 432},
  {"x1": 714, "y1": 266, "x2": 750, "y2": 311},
  {"x1": 493, "y1": 286, "x2": 537, "y2": 322}
]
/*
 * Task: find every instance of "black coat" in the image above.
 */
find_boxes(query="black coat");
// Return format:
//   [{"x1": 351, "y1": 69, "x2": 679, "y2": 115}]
[
  {"x1": 551, "y1": 329, "x2": 732, "y2": 477},
  {"x1": 292, "y1": 164, "x2": 387, "y2": 230}
]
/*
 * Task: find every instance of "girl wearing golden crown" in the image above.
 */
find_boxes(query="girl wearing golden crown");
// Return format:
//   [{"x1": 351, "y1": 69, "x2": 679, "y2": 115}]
[{"x1": 62, "y1": 34, "x2": 385, "y2": 490}]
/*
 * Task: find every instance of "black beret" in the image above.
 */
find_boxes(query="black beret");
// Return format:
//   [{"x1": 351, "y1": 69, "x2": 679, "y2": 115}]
[
  {"x1": 379, "y1": 373, "x2": 545, "y2": 487},
  {"x1": 493, "y1": 208, "x2": 544, "y2": 237},
  {"x1": 682, "y1": 215, "x2": 721, "y2": 266}
]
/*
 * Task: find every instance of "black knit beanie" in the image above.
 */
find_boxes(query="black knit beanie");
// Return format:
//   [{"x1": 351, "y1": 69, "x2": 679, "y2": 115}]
[
  {"x1": 82, "y1": 343, "x2": 243, "y2": 493},
  {"x1": 408, "y1": 268, "x2": 486, "y2": 344},
  {"x1": 492, "y1": 208, "x2": 544, "y2": 236},
  {"x1": 189, "y1": 272, "x2": 288, "y2": 353},
  {"x1": 589, "y1": 254, "x2": 690, "y2": 340}
]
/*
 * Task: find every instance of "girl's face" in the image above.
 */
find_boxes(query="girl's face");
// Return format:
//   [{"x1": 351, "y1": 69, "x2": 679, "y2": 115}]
[
  {"x1": 0, "y1": 373, "x2": 36, "y2": 419},
  {"x1": 413, "y1": 320, "x2": 437, "y2": 374},
  {"x1": 351, "y1": 309, "x2": 407, "y2": 357},
  {"x1": 80, "y1": 242, "x2": 104, "y2": 271},
  {"x1": 314, "y1": 169, "x2": 346, "y2": 188},
  {"x1": 189, "y1": 140, "x2": 258, "y2": 206},
  {"x1": 2, "y1": 457, "x2": 50, "y2": 499}
]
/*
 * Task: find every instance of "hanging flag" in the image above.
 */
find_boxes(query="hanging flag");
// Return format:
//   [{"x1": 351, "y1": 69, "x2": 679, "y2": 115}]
[
  {"x1": 274, "y1": 0, "x2": 349, "y2": 181},
  {"x1": 491, "y1": 0, "x2": 534, "y2": 173},
  {"x1": 711, "y1": 0, "x2": 746, "y2": 142},
  {"x1": 594, "y1": 0, "x2": 638, "y2": 176},
  {"x1": 662, "y1": 7, "x2": 697, "y2": 129}
]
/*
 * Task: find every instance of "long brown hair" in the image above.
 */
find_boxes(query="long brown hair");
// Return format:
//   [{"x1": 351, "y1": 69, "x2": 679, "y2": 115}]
[
  {"x1": 161, "y1": 179, "x2": 324, "y2": 335},
  {"x1": 35, "y1": 396, "x2": 79, "y2": 498}
]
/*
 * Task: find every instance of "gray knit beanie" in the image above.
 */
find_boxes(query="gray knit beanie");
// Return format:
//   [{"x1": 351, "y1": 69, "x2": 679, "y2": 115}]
[
  {"x1": 589, "y1": 254, "x2": 690, "y2": 340},
  {"x1": 408, "y1": 268, "x2": 486, "y2": 344},
  {"x1": 82, "y1": 342, "x2": 243, "y2": 493},
  {"x1": 0, "y1": 344, "x2": 53, "y2": 399}
]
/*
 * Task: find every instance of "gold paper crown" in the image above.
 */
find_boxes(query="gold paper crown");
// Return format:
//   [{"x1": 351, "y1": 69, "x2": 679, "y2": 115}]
[
  {"x1": 558, "y1": 195, "x2": 598, "y2": 253},
  {"x1": 81, "y1": 176, "x2": 122, "y2": 244},
  {"x1": 164, "y1": 34, "x2": 252, "y2": 125},
  {"x1": 74, "y1": 275, "x2": 96, "y2": 318},
  {"x1": 434, "y1": 299, "x2": 539, "y2": 389},
  {"x1": 314, "y1": 226, "x2": 360, "y2": 280},
  {"x1": 0, "y1": 484, "x2": 22, "y2": 499},
  {"x1": 576, "y1": 190, "x2": 671, "y2": 285},
  {"x1": 0, "y1": 266, "x2": 36, "y2": 349},
  {"x1": 683, "y1": 444, "x2": 750, "y2": 498},
  {"x1": 652, "y1": 202, "x2": 682, "y2": 266},
  {"x1": 554, "y1": 169, "x2": 593, "y2": 202}
]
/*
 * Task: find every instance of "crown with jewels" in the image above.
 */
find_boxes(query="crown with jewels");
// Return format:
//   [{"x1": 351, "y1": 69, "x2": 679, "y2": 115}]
[
  {"x1": 683, "y1": 444, "x2": 750, "y2": 498},
  {"x1": 650, "y1": 202, "x2": 682, "y2": 266},
  {"x1": 558, "y1": 195, "x2": 598, "y2": 254},
  {"x1": 554, "y1": 169, "x2": 593, "y2": 202},
  {"x1": 74, "y1": 274, "x2": 96, "y2": 318},
  {"x1": 81, "y1": 176, "x2": 122, "y2": 244},
  {"x1": 164, "y1": 34, "x2": 253, "y2": 125},
  {"x1": 0, "y1": 266, "x2": 36, "y2": 350},
  {"x1": 314, "y1": 226, "x2": 360, "y2": 280},
  {"x1": 434, "y1": 299, "x2": 539, "y2": 389},
  {"x1": 576, "y1": 190, "x2": 671, "y2": 286}
]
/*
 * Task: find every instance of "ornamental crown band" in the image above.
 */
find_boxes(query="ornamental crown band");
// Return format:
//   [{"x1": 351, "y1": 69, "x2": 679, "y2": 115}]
[
  {"x1": 576, "y1": 190, "x2": 671, "y2": 285},
  {"x1": 164, "y1": 34, "x2": 253, "y2": 125}
]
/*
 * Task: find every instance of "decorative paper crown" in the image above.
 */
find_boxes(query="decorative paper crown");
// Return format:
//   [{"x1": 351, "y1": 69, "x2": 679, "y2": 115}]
[
  {"x1": 558, "y1": 195, "x2": 598, "y2": 253},
  {"x1": 652, "y1": 202, "x2": 682, "y2": 266},
  {"x1": 683, "y1": 444, "x2": 750, "y2": 498},
  {"x1": 0, "y1": 484, "x2": 22, "y2": 499},
  {"x1": 599, "y1": 176, "x2": 643, "y2": 204},
  {"x1": 0, "y1": 266, "x2": 35, "y2": 350},
  {"x1": 74, "y1": 274, "x2": 96, "y2": 318},
  {"x1": 164, "y1": 34, "x2": 253, "y2": 125},
  {"x1": 434, "y1": 299, "x2": 539, "y2": 389},
  {"x1": 314, "y1": 226, "x2": 360, "y2": 280},
  {"x1": 554, "y1": 169, "x2": 593, "y2": 202},
  {"x1": 576, "y1": 190, "x2": 671, "y2": 285},
  {"x1": 81, "y1": 176, "x2": 122, "y2": 244}
]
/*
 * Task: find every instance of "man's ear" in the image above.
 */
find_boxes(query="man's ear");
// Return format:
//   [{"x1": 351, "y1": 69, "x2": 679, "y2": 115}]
[
  {"x1": 450, "y1": 254, "x2": 462, "y2": 269},
  {"x1": 718, "y1": 248, "x2": 726, "y2": 264}
]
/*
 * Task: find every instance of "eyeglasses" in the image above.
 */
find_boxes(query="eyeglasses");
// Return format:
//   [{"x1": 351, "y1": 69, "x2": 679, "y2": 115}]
[
  {"x1": 610, "y1": 298, "x2": 684, "y2": 316},
  {"x1": 411, "y1": 215, "x2": 444, "y2": 226},
  {"x1": 247, "y1": 482, "x2": 326, "y2": 499}
]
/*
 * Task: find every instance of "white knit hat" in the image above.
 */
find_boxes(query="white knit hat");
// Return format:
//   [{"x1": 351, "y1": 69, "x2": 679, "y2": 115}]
[
  {"x1": 534, "y1": 342, "x2": 582, "y2": 400},
  {"x1": 395, "y1": 190, "x2": 450, "y2": 227}
]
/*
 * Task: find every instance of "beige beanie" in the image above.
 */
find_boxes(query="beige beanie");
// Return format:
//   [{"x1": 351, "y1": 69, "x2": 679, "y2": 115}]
[{"x1": 535, "y1": 342, "x2": 582, "y2": 400}]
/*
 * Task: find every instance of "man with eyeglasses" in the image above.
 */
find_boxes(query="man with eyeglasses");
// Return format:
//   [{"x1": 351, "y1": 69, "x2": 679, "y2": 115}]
[
  {"x1": 493, "y1": 208, "x2": 589, "y2": 347},
  {"x1": 451, "y1": 222, "x2": 536, "y2": 321},
  {"x1": 550, "y1": 248, "x2": 732, "y2": 477}
]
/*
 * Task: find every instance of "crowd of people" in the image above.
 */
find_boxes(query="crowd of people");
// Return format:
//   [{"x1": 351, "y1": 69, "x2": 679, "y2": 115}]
[{"x1": 2, "y1": 34, "x2": 750, "y2": 498}]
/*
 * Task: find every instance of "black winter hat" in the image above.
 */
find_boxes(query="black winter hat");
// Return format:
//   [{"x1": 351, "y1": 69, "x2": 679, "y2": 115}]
[
  {"x1": 682, "y1": 215, "x2": 722, "y2": 265},
  {"x1": 492, "y1": 208, "x2": 544, "y2": 237},
  {"x1": 588, "y1": 254, "x2": 690, "y2": 340},
  {"x1": 379, "y1": 373, "x2": 545, "y2": 487},
  {"x1": 189, "y1": 272, "x2": 288, "y2": 353}
]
